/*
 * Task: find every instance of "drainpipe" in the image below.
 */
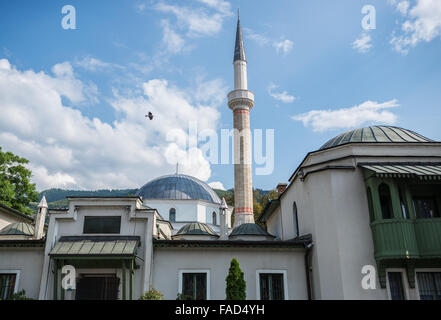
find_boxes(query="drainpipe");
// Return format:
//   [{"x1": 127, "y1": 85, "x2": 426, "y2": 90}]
[{"x1": 304, "y1": 242, "x2": 313, "y2": 300}]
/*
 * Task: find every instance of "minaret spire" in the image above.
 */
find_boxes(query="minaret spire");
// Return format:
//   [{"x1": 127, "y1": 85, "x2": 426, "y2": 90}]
[
  {"x1": 234, "y1": 10, "x2": 246, "y2": 62},
  {"x1": 228, "y1": 11, "x2": 255, "y2": 228}
]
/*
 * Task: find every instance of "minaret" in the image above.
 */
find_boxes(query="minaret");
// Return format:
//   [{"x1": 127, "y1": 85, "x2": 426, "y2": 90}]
[
  {"x1": 228, "y1": 11, "x2": 255, "y2": 227},
  {"x1": 34, "y1": 196, "x2": 48, "y2": 239}
]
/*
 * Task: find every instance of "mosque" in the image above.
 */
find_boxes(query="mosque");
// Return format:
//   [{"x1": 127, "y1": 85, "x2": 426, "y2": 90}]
[{"x1": 0, "y1": 14, "x2": 441, "y2": 300}]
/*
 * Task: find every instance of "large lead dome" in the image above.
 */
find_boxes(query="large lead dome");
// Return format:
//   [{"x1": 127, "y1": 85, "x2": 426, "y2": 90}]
[
  {"x1": 320, "y1": 126, "x2": 433, "y2": 150},
  {"x1": 136, "y1": 174, "x2": 221, "y2": 204}
]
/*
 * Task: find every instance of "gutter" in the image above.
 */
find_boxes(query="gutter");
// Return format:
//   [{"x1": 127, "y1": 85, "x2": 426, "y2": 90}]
[
  {"x1": 304, "y1": 242, "x2": 314, "y2": 300},
  {"x1": 153, "y1": 239, "x2": 308, "y2": 249}
]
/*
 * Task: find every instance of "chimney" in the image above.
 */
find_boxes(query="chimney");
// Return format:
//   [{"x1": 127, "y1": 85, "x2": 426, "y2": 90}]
[
  {"x1": 219, "y1": 198, "x2": 229, "y2": 240},
  {"x1": 276, "y1": 183, "x2": 288, "y2": 196},
  {"x1": 34, "y1": 196, "x2": 48, "y2": 239}
]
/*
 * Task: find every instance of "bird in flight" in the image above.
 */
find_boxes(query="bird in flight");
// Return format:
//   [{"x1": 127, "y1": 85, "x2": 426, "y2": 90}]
[{"x1": 146, "y1": 112, "x2": 154, "y2": 120}]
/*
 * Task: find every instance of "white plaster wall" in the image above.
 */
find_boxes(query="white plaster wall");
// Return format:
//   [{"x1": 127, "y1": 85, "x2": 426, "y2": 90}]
[
  {"x1": 152, "y1": 247, "x2": 307, "y2": 300},
  {"x1": 0, "y1": 209, "x2": 31, "y2": 230},
  {"x1": 39, "y1": 199, "x2": 154, "y2": 300},
  {"x1": 279, "y1": 167, "x2": 388, "y2": 299},
  {"x1": 144, "y1": 199, "x2": 220, "y2": 225},
  {"x1": 266, "y1": 207, "x2": 282, "y2": 239},
  {"x1": 0, "y1": 248, "x2": 44, "y2": 299}
]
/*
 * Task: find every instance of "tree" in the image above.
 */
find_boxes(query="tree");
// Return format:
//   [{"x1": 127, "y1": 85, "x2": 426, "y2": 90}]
[
  {"x1": 254, "y1": 189, "x2": 278, "y2": 227},
  {"x1": 0, "y1": 147, "x2": 38, "y2": 215},
  {"x1": 139, "y1": 287, "x2": 164, "y2": 300},
  {"x1": 225, "y1": 258, "x2": 246, "y2": 300}
]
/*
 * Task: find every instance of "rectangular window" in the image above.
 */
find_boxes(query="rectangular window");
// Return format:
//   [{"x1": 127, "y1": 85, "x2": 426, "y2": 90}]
[
  {"x1": 417, "y1": 272, "x2": 441, "y2": 300},
  {"x1": 83, "y1": 216, "x2": 121, "y2": 234},
  {"x1": 413, "y1": 198, "x2": 440, "y2": 219},
  {"x1": 388, "y1": 272, "x2": 406, "y2": 300},
  {"x1": 0, "y1": 273, "x2": 17, "y2": 300},
  {"x1": 259, "y1": 273, "x2": 285, "y2": 300},
  {"x1": 182, "y1": 273, "x2": 207, "y2": 300}
]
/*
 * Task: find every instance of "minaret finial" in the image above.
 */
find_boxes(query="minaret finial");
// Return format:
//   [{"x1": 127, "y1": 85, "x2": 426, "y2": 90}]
[{"x1": 238, "y1": 8, "x2": 240, "y2": 19}]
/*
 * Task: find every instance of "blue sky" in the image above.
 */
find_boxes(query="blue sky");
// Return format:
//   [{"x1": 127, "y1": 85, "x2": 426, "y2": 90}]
[{"x1": 0, "y1": 0, "x2": 440, "y2": 191}]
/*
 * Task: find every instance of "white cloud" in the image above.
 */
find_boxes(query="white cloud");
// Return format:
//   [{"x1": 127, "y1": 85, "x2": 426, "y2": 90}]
[
  {"x1": 194, "y1": 78, "x2": 227, "y2": 107},
  {"x1": 292, "y1": 100, "x2": 399, "y2": 132},
  {"x1": 0, "y1": 59, "x2": 225, "y2": 190},
  {"x1": 155, "y1": 1, "x2": 232, "y2": 37},
  {"x1": 75, "y1": 56, "x2": 123, "y2": 72},
  {"x1": 243, "y1": 28, "x2": 270, "y2": 46},
  {"x1": 208, "y1": 181, "x2": 226, "y2": 190},
  {"x1": 389, "y1": 0, "x2": 441, "y2": 54},
  {"x1": 244, "y1": 28, "x2": 295, "y2": 56},
  {"x1": 135, "y1": 2, "x2": 147, "y2": 13},
  {"x1": 273, "y1": 39, "x2": 294, "y2": 56},
  {"x1": 397, "y1": 1, "x2": 411, "y2": 15},
  {"x1": 352, "y1": 32, "x2": 373, "y2": 53},
  {"x1": 160, "y1": 19, "x2": 186, "y2": 54},
  {"x1": 196, "y1": 0, "x2": 232, "y2": 16},
  {"x1": 267, "y1": 84, "x2": 295, "y2": 103}
]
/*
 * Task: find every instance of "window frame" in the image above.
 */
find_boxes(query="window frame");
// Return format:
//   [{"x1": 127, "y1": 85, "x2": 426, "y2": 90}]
[
  {"x1": 169, "y1": 208, "x2": 176, "y2": 222},
  {"x1": 256, "y1": 270, "x2": 288, "y2": 300},
  {"x1": 83, "y1": 216, "x2": 122, "y2": 235},
  {"x1": 212, "y1": 211, "x2": 217, "y2": 226},
  {"x1": 293, "y1": 202, "x2": 299, "y2": 238},
  {"x1": 378, "y1": 183, "x2": 394, "y2": 219},
  {"x1": 413, "y1": 197, "x2": 440, "y2": 219},
  {"x1": 415, "y1": 269, "x2": 441, "y2": 300},
  {"x1": 178, "y1": 269, "x2": 210, "y2": 300},
  {"x1": 0, "y1": 270, "x2": 20, "y2": 299},
  {"x1": 386, "y1": 270, "x2": 408, "y2": 300}
]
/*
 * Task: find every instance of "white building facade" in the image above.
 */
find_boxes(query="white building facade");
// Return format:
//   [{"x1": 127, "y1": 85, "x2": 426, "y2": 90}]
[{"x1": 259, "y1": 126, "x2": 441, "y2": 300}]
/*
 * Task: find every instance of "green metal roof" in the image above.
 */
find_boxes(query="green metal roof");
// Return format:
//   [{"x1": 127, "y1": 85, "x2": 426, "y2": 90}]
[
  {"x1": 49, "y1": 236, "x2": 140, "y2": 257},
  {"x1": 360, "y1": 163, "x2": 441, "y2": 179},
  {"x1": 0, "y1": 222, "x2": 34, "y2": 236},
  {"x1": 176, "y1": 223, "x2": 218, "y2": 236},
  {"x1": 320, "y1": 126, "x2": 433, "y2": 150},
  {"x1": 230, "y1": 223, "x2": 275, "y2": 238}
]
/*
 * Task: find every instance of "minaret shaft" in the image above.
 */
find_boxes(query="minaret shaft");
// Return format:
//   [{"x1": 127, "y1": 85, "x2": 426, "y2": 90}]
[{"x1": 228, "y1": 14, "x2": 255, "y2": 227}]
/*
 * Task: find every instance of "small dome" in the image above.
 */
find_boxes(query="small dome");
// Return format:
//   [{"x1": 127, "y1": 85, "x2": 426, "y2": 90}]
[
  {"x1": 230, "y1": 223, "x2": 275, "y2": 238},
  {"x1": 176, "y1": 223, "x2": 218, "y2": 236},
  {"x1": 320, "y1": 126, "x2": 433, "y2": 151},
  {"x1": 0, "y1": 222, "x2": 34, "y2": 236},
  {"x1": 136, "y1": 174, "x2": 221, "y2": 204}
]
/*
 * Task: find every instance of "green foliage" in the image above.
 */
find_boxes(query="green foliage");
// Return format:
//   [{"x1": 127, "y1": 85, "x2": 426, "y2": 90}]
[
  {"x1": 214, "y1": 188, "x2": 276, "y2": 227},
  {"x1": 8, "y1": 290, "x2": 33, "y2": 300},
  {"x1": 254, "y1": 189, "x2": 279, "y2": 225},
  {"x1": 225, "y1": 258, "x2": 246, "y2": 300},
  {"x1": 176, "y1": 293, "x2": 193, "y2": 300},
  {"x1": 139, "y1": 287, "x2": 164, "y2": 300},
  {"x1": 0, "y1": 147, "x2": 38, "y2": 215}
]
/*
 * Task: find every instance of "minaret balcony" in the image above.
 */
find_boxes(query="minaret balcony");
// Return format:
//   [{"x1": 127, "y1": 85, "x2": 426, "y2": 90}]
[{"x1": 228, "y1": 89, "x2": 255, "y2": 110}]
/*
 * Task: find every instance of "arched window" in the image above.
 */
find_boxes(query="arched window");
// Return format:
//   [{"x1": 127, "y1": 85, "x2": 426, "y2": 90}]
[
  {"x1": 379, "y1": 184, "x2": 393, "y2": 219},
  {"x1": 293, "y1": 202, "x2": 299, "y2": 238},
  {"x1": 169, "y1": 208, "x2": 176, "y2": 222},
  {"x1": 212, "y1": 212, "x2": 217, "y2": 225},
  {"x1": 367, "y1": 187, "x2": 375, "y2": 222}
]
